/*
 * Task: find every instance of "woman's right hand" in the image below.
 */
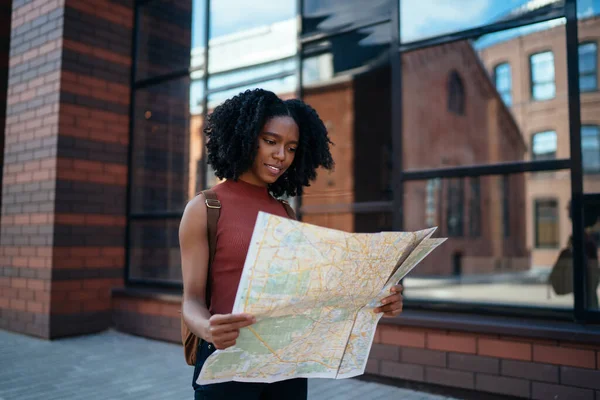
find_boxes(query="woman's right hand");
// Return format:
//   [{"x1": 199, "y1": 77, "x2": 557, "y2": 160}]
[{"x1": 206, "y1": 313, "x2": 256, "y2": 350}]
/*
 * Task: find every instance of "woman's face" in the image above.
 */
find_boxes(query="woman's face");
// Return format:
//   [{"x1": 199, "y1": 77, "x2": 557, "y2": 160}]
[{"x1": 241, "y1": 116, "x2": 299, "y2": 187}]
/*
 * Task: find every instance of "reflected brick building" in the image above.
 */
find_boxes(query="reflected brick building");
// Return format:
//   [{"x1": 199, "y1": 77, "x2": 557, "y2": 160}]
[{"x1": 479, "y1": 15, "x2": 600, "y2": 268}]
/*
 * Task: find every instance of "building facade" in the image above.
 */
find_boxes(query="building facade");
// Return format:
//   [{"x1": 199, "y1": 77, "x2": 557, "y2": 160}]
[{"x1": 1, "y1": 0, "x2": 600, "y2": 399}]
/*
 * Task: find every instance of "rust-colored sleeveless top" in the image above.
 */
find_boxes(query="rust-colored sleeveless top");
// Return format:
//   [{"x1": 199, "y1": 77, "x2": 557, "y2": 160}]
[{"x1": 209, "y1": 179, "x2": 290, "y2": 315}]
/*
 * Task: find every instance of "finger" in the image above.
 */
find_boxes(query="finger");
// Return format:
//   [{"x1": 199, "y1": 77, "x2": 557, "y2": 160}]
[
  {"x1": 214, "y1": 330, "x2": 240, "y2": 342},
  {"x1": 379, "y1": 293, "x2": 402, "y2": 305},
  {"x1": 209, "y1": 313, "x2": 255, "y2": 326},
  {"x1": 375, "y1": 301, "x2": 403, "y2": 314},
  {"x1": 210, "y1": 318, "x2": 255, "y2": 334},
  {"x1": 390, "y1": 284, "x2": 404, "y2": 293},
  {"x1": 214, "y1": 339, "x2": 237, "y2": 350}
]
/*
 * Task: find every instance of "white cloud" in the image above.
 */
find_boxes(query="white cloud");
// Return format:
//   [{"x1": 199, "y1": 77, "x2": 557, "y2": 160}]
[
  {"x1": 209, "y1": 0, "x2": 296, "y2": 37},
  {"x1": 401, "y1": 0, "x2": 492, "y2": 42}
]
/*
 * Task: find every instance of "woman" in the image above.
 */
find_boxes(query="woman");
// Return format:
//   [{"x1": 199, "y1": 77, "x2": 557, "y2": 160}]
[{"x1": 179, "y1": 89, "x2": 404, "y2": 399}]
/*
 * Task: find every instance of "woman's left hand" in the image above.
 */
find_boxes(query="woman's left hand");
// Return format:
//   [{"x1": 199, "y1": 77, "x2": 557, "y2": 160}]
[{"x1": 374, "y1": 284, "x2": 403, "y2": 317}]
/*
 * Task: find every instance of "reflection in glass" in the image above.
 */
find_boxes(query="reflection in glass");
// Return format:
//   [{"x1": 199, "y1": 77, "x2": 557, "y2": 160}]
[
  {"x1": 137, "y1": 0, "x2": 194, "y2": 81},
  {"x1": 530, "y1": 51, "x2": 556, "y2": 101},
  {"x1": 303, "y1": 23, "x2": 390, "y2": 85},
  {"x1": 208, "y1": 0, "x2": 296, "y2": 39},
  {"x1": 302, "y1": 0, "x2": 392, "y2": 36},
  {"x1": 531, "y1": 131, "x2": 557, "y2": 161},
  {"x1": 583, "y1": 125, "x2": 600, "y2": 173},
  {"x1": 207, "y1": 75, "x2": 297, "y2": 110},
  {"x1": 403, "y1": 174, "x2": 573, "y2": 309},
  {"x1": 129, "y1": 219, "x2": 181, "y2": 282},
  {"x1": 535, "y1": 199, "x2": 559, "y2": 248},
  {"x1": 131, "y1": 78, "x2": 192, "y2": 214},
  {"x1": 494, "y1": 63, "x2": 512, "y2": 106},
  {"x1": 579, "y1": 42, "x2": 598, "y2": 92},
  {"x1": 400, "y1": 0, "x2": 565, "y2": 44}
]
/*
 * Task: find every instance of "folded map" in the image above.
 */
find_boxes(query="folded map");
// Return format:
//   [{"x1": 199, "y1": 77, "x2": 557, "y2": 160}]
[{"x1": 198, "y1": 211, "x2": 446, "y2": 384}]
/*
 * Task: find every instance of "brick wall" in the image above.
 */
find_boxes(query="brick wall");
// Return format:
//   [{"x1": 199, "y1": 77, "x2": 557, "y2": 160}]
[
  {"x1": 369, "y1": 324, "x2": 600, "y2": 399},
  {"x1": 112, "y1": 290, "x2": 181, "y2": 344},
  {"x1": 0, "y1": 0, "x2": 132, "y2": 338}
]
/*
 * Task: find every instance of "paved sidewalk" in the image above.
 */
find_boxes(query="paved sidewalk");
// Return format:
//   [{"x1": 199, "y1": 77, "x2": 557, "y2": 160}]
[{"x1": 0, "y1": 329, "x2": 459, "y2": 400}]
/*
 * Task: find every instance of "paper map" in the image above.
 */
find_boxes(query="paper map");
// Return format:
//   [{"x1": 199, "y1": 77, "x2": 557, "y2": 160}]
[{"x1": 198, "y1": 212, "x2": 446, "y2": 384}]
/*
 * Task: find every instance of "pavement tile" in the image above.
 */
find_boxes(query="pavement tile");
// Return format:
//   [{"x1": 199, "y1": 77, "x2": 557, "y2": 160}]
[{"x1": 0, "y1": 328, "x2": 458, "y2": 400}]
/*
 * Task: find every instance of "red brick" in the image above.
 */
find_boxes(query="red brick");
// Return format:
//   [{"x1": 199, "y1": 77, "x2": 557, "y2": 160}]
[
  {"x1": 479, "y1": 338, "x2": 531, "y2": 361},
  {"x1": 11, "y1": 278, "x2": 27, "y2": 289},
  {"x1": 380, "y1": 325, "x2": 425, "y2": 348},
  {"x1": 27, "y1": 279, "x2": 44, "y2": 291},
  {"x1": 533, "y1": 345, "x2": 595, "y2": 369},
  {"x1": 476, "y1": 374, "x2": 530, "y2": 398},
  {"x1": 428, "y1": 333, "x2": 476, "y2": 354},
  {"x1": 27, "y1": 301, "x2": 46, "y2": 313}
]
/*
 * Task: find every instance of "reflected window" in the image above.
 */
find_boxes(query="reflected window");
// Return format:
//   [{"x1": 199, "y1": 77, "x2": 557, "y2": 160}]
[
  {"x1": 448, "y1": 70, "x2": 465, "y2": 115},
  {"x1": 530, "y1": 51, "x2": 555, "y2": 101},
  {"x1": 469, "y1": 177, "x2": 481, "y2": 237},
  {"x1": 426, "y1": 179, "x2": 441, "y2": 227},
  {"x1": 582, "y1": 125, "x2": 600, "y2": 173},
  {"x1": 579, "y1": 42, "x2": 598, "y2": 92},
  {"x1": 532, "y1": 131, "x2": 557, "y2": 161},
  {"x1": 535, "y1": 199, "x2": 559, "y2": 248},
  {"x1": 447, "y1": 179, "x2": 464, "y2": 237},
  {"x1": 494, "y1": 62, "x2": 512, "y2": 106}
]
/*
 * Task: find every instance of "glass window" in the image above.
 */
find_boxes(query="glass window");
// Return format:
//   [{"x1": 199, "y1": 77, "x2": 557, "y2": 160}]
[
  {"x1": 301, "y1": 25, "x2": 392, "y2": 208},
  {"x1": 447, "y1": 178, "x2": 464, "y2": 237},
  {"x1": 403, "y1": 174, "x2": 572, "y2": 309},
  {"x1": 447, "y1": 71, "x2": 465, "y2": 115},
  {"x1": 531, "y1": 131, "x2": 557, "y2": 161},
  {"x1": 530, "y1": 51, "x2": 556, "y2": 101},
  {"x1": 129, "y1": 219, "x2": 181, "y2": 283},
  {"x1": 302, "y1": 23, "x2": 391, "y2": 86},
  {"x1": 403, "y1": 20, "x2": 572, "y2": 171},
  {"x1": 302, "y1": 0, "x2": 392, "y2": 36},
  {"x1": 494, "y1": 62, "x2": 512, "y2": 106},
  {"x1": 136, "y1": 0, "x2": 196, "y2": 81},
  {"x1": 502, "y1": 175, "x2": 510, "y2": 237},
  {"x1": 469, "y1": 177, "x2": 481, "y2": 237},
  {"x1": 209, "y1": 0, "x2": 296, "y2": 39},
  {"x1": 131, "y1": 77, "x2": 193, "y2": 214},
  {"x1": 579, "y1": 42, "x2": 598, "y2": 92},
  {"x1": 582, "y1": 125, "x2": 600, "y2": 173},
  {"x1": 400, "y1": 0, "x2": 565, "y2": 44},
  {"x1": 535, "y1": 199, "x2": 559, "y2": 248}
]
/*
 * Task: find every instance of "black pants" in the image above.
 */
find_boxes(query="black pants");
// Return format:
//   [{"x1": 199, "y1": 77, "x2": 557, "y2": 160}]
[{"x1": 192, "y1": 340, "x2": 308, "y2": 399}]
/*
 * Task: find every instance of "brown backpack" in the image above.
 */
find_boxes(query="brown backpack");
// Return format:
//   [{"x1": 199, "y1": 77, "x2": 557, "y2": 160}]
[{"x1": 181, "y1": 189, "x2": 297, "y2": 366}]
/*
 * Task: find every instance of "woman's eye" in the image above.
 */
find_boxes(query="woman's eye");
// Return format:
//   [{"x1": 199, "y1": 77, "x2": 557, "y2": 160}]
[
  {"x1": 264, "y1": 139, "x2": 276, "y2": 145},
  {"x1": 288, "y1": 147, "x2": 297, "y2": 153}
]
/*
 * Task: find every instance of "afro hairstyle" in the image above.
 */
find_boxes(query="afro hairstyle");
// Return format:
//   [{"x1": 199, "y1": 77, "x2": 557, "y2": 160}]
[{"x1": 204, "y1": 88, "x2": 334, "y2": 198}]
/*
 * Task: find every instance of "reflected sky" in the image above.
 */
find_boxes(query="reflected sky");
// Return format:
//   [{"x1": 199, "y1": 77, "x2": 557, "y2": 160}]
[
  {"x1": 402, "y1": 0, "x2": 599, "y2": 44},
  {"x1": 192, "y1": 0, "x2": 296, "y2": 47}
]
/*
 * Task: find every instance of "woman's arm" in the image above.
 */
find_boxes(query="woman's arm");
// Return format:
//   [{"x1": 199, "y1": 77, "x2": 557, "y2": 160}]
[
  {"x1": 180, "y1": 194, "x2": 212, "y2": 341},
  {"x1": 179, "y1": 194, "x2": 255, "y2": 349}
]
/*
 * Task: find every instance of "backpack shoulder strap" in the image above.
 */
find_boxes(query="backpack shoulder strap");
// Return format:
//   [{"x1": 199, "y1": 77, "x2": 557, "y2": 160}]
[
  {"x1": 201, "y1": 189, "x2": 220, "y2": 307},
  {"x1": 279, "y1": 199, "x2": 297, "y2": 220}
]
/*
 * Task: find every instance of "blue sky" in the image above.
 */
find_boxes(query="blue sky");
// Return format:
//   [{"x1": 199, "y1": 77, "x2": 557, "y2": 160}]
[{"x1": 191, "y1": 0, "x2": 600, "y2": 47}]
